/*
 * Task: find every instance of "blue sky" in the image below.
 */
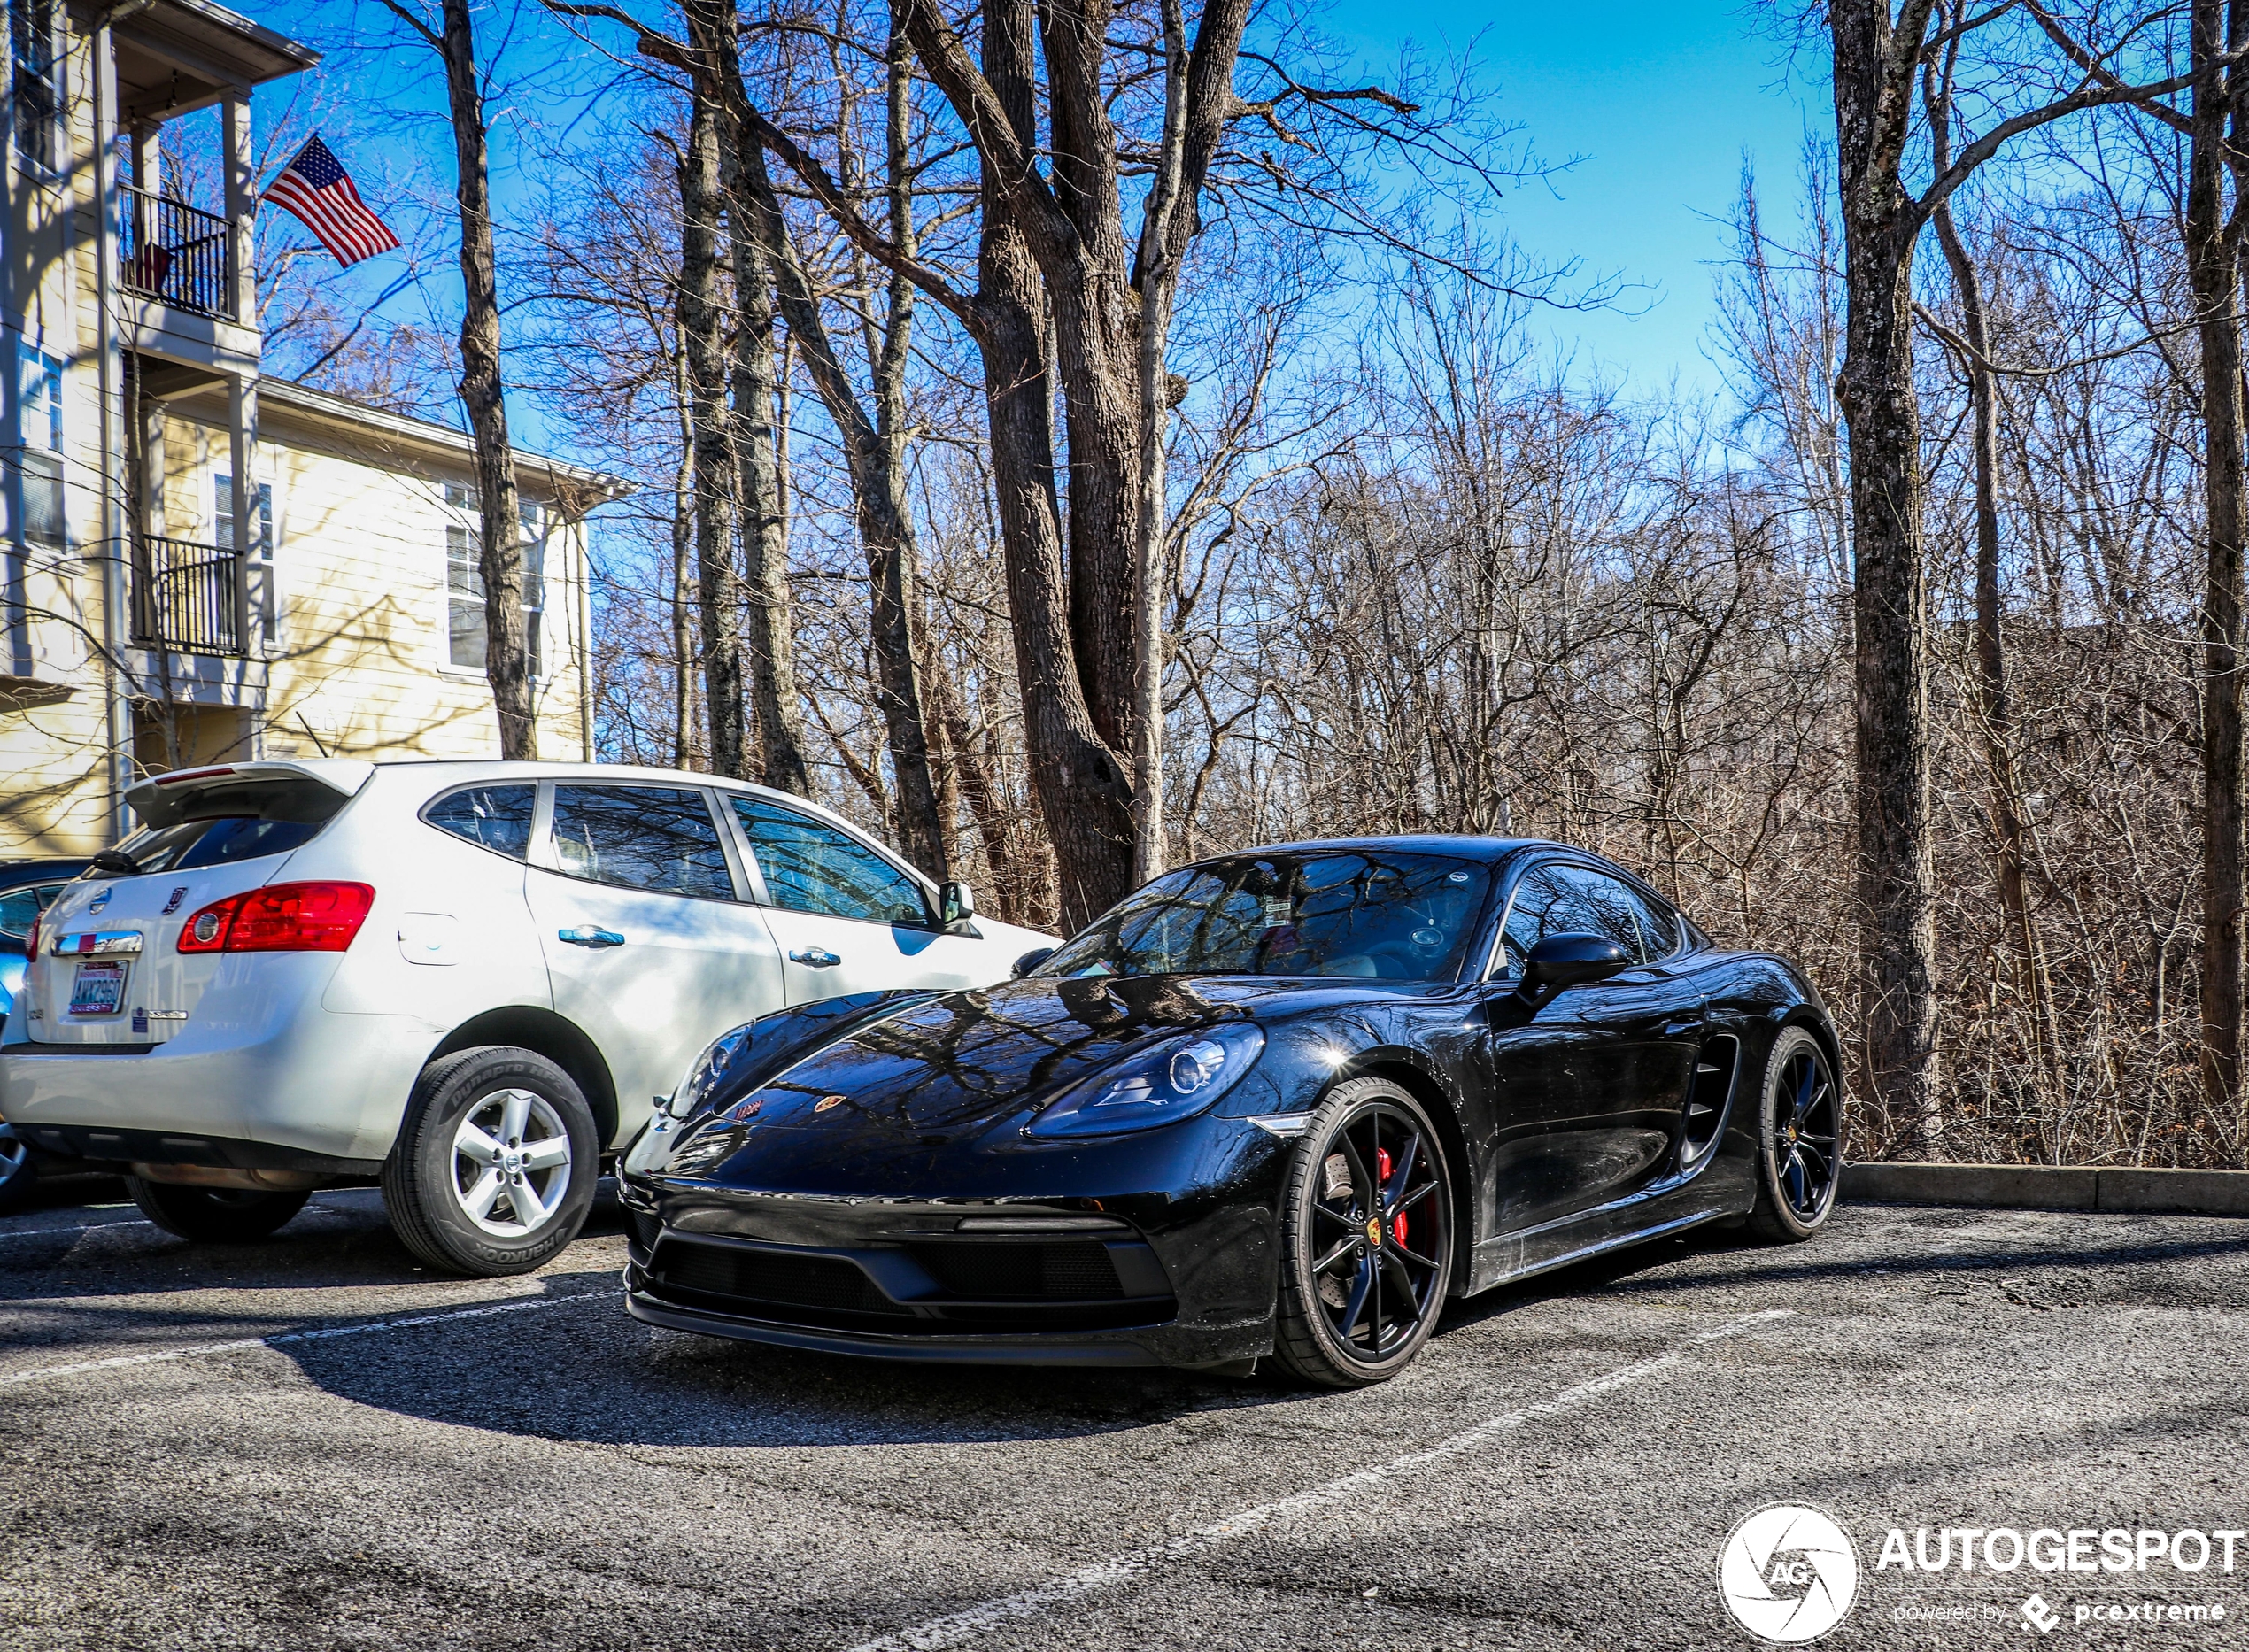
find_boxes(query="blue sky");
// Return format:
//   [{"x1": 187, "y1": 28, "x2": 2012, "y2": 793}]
[
  {"x1": 259, "y1": 0, "x2": 1826, "y2": 445},
  {"x1": 1319, "y1": 0, "x2": 1823, "y2": 393}
]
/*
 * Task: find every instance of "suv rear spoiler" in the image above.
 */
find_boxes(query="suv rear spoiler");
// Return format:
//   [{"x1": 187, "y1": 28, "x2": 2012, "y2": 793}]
[{"x1": 124, "y1": 760, "x2": 376, "y2": 829}]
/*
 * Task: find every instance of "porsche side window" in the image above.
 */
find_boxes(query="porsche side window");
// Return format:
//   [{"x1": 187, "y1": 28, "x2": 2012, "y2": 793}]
[
  {"x1": 1497, "y1": 863, "x2": 1650, "y2": 970},
  {"x1": 730, "y1": 797, "x2": 930, "y2": 926},
  {"x1": 550, "y1": 785, "x2": 736, "y2": 901},
  {"x1": 1633, "y1": 892, "x2": 1683, "y2": 960}
]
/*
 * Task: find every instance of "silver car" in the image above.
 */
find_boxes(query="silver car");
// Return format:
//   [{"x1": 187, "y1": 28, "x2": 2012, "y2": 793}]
[{"x1": 0, "y1": 760, "x2": 1054, "y2": 1274}]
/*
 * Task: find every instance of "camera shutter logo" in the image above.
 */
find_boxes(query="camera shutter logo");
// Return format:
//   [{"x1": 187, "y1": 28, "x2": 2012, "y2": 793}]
[{"x1": 1719, "y1": 1503, "x2": 1860, "y2": 1643}]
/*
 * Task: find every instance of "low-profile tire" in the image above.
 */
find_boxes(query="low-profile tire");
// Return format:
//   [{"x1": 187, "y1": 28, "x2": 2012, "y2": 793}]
[
  {"x1": 1273, "y1": 1077, "x2": 1457, "y2": 1389},
  {"x1": 382, "y1": 1045, "x2": 598, "y2": 1278},
  {"x1": 126, "y1": 1176, "x2": 309, "y2": 1241},
  {"x1": 1746, "y1": 1025, "x2": 1843, "y2": 1243}
]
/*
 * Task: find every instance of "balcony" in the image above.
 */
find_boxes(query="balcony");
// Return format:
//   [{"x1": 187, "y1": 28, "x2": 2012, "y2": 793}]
[
  {"x1": 120, "y1": 187, "x2": 236, "y2": 322},
  {"x1": 132, "y1": 537, "x2": 243, "y2": 657}
]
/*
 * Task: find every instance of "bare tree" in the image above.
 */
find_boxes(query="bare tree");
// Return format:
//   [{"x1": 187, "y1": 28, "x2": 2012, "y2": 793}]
[{"x1": 370, "y1": 0, "x2": 537, "y2": 758}]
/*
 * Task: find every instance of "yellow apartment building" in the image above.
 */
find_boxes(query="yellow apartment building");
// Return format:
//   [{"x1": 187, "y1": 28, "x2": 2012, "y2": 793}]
[{"x1": 4, "y1": 0, "x2": 616, "y2": 857}]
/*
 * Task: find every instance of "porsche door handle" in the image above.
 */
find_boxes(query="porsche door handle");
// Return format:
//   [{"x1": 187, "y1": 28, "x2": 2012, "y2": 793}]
[
  {"x1": 1661, "y1": 1019, "x2": 1704, "y2": 1038},
  {"x1": 789, "y1": 946, "x2": 843, "y2": 967},
  {"x1": 558, "y1": 926, "x2": 626, "y2": 947}
]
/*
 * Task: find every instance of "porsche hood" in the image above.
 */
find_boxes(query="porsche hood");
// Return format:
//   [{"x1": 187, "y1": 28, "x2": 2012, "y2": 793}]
[{"x1": 643, "y1": 975, "x2": 1426, "y2": 1187}]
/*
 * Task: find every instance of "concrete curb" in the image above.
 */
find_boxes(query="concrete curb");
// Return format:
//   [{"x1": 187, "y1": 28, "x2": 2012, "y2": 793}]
[{"x1": 1841, "y1": 1162, "x2": 2249, "y2": 1216}]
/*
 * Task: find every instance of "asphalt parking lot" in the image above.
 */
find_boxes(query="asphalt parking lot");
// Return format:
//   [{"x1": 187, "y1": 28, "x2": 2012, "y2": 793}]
[{"x1": 1, "y1": 1185, "x2": 2244, "y2": 1651}]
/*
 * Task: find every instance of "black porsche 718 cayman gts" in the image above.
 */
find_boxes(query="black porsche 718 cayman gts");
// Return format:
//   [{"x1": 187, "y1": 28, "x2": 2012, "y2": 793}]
[{"x1": 619, "y1": 837, "x2": 1843, "y2": 1387}]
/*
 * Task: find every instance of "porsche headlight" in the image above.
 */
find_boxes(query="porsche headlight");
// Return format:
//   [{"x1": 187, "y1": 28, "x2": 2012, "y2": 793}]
[
  {"x1": 669, "y1": 1023, "x2": 754, "y2": 1121},
  {"x1": 1024, "y1": 1023, "x2": 1265, "y2": 1139}
]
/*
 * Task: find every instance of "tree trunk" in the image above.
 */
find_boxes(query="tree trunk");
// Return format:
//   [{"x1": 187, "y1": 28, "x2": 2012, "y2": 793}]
[
  {"x1": 669, "y1": 339, "x2": 695, "y2": 766},
  {"x1": 731, "y1": 149, "x2": 947, "y2": 873},
  {"x1": 1128, "y1": 0, "x2": 1189, "y2": 884},
  {"x1": 970, "y1": 0, "x2": 1134, "y2": 926},
  {"x1": 438, "y1": 0, "x2": 532, "y2": 759},
  {"x1": 727, "y1": 144, "x2": 812, "y2": 795},
  {"x1": 2191, "y1": 0, "x2": 2247, "y2": 1130},
  {"x1": 924, "y1": 655, "x2": 1032, "y2": 920},
  {"x1": 863, "y1": 13, "x2": 948, "y2": 877},
  {"x1": 679, "y1": 81, "x2": 746, "y2": 779},
  {"x1": 1928, "y1": 193, "x2": 2060, "y2": 1095},
  {"x1": 1831, "y1": 0, "x2": 1942, "y2": 1154}
]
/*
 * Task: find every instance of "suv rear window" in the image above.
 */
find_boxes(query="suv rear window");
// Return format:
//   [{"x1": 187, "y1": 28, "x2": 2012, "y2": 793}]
[
  {"x1": 119, "y1": 816, "x2": 324, "y2": 873},
  {"x1": 112, "y1": 775, "x2": 350, "y2": 876}
]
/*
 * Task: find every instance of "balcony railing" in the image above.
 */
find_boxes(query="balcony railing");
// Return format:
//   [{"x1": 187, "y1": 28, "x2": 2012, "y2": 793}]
[
  {"x1": 120, "y1": 187, "x2": 236, "y2": 321},
  {"x1": 133, "y1": 537, "x2": 243, "y2": 656}
]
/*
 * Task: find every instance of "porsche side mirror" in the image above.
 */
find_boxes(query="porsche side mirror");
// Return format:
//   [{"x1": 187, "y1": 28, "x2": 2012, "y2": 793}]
[
  {"x1": 1011, "y1": 946, "x2": 1055, "y2": 978},
  {"x1": 1518, "y1": 932, "x2": 1632, "y2": 1000},
  {"x1": 939, "y1": 880, "x2": 979, "y2": 935}
]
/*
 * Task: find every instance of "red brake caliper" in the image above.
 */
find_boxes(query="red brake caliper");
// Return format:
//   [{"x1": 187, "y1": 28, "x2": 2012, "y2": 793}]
[{"x1": 1376, "y1": 1147, "x2": 1407, "y2": 1247}]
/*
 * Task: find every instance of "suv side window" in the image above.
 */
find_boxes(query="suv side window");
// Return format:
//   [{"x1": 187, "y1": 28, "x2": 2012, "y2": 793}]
[
  {"x1": 423, "y1": 784, "x2": 537, "y2": 859},
  {"x1": 1495, "y1": 861, "x2": 1662, "y2": 971},
  {"x1": 550, "y1": 785, "x2": 736, "y2": 901},
  {"x1": 729, "y1": 797, "x2": 929, "y2": 925}
]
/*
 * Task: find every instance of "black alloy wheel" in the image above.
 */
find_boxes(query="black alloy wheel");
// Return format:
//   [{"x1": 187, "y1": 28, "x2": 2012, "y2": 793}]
[
  {"x1": 1275, "y1": 1077, "x2": 1456, "y2": 1387},
  {"x1": 1748, "y1": 1025, "x2": 1842, "y2": 1242}
]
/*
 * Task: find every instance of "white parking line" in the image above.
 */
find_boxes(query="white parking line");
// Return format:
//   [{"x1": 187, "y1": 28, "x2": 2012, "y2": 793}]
[
  {"x1": 1, "y1": 1288, "x2": 610, "y2": 1386},
  {"x1": 843, "y1": 1308, "x2": 1794, "y2": 1652},
  {"x1": 0, "y1": 1202, "x2": 359, "y2": 1243},
  {"x1": 0, "y1": 1218, "x2": 154, "y2": 1240}
]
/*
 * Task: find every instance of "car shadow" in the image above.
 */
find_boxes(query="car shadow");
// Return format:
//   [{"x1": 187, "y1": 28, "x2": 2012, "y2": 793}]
[
  {"x1": 0, "y1": 1185, "x2": 632, "y2": 1300},
  {"x1": 274, "y1": 1263, "x2": 1318, "y2": 1448},
  {"x1": 272, "y1": 1223, "x2": 1840, "y2": 1450}
]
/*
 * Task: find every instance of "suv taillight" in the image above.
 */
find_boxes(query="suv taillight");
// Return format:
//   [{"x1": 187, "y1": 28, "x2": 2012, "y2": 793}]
[
  {"x1": 176, "y1": 882, "x2": 375, "y2": 954},
  {"x1": 24, "y1": 915, "x2": 39, "y2": 959}
]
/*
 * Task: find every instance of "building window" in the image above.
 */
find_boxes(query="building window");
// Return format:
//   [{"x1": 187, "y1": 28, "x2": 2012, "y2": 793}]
[
  {"x1": 213, "y1": 475, "x2": 272, "y2": 555},
  {"x1": 445, "y1": 504, "x2": 544, "y2": 676},
  {"x1": 10, "y1": 0, "x2": 59, "y2": 174},
  {"x1": 18, "y1": 344, "x2": 62, "y2": 546},
  {"x1": 215, "y1": 473, "x2": 274, "y2": 628}
]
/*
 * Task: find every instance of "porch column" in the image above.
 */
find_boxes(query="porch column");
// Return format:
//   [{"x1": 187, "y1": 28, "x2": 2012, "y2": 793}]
[
  {"x1": 226, "y1": 372, "x2": 257, "y2": 652},
  {"x1": 221, "y1": 96, "x2": 255, "y2": 324}
]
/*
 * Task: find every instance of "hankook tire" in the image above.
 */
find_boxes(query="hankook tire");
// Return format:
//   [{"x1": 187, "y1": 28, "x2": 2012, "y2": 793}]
[
  {"x1": 383, "y1": 1046, "x2": 598, "y2": 1277},
  {"x1": 1274, "y1": 1077, "x2": 1456, "y2": 1388}
]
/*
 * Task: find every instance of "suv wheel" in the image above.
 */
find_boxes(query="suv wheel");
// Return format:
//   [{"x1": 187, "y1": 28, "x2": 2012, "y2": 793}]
[
  {"x1": 0, "y1": 1125, "x2": 35, "y2": 1216},
  {"x1": 383, "y1": 1046, "x2": 598, "y2": 1277},
  {"x1": 126, "y1": 1176, "x2": 310, "y2": 1241}
]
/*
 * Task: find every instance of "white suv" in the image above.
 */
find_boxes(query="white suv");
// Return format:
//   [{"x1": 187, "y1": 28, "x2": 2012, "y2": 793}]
[{"x1": 0, "y1": 760, "x2": 1054, "y2": 1274}]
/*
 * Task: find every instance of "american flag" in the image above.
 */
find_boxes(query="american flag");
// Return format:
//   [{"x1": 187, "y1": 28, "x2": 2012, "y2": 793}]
[{"x1": 262, "y1": 135, "x2": 399, "y2": 266}]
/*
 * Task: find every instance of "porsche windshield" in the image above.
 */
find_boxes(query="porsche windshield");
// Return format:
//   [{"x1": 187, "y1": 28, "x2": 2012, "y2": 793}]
[{"x1": 1038, "y1": 852, "x2": 1495, "y2": 982}]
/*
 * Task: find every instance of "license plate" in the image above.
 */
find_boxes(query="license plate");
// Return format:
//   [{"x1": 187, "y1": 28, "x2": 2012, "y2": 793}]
[{"x1": 69, "y1": 960, "x2": 127, "y2": 1016}]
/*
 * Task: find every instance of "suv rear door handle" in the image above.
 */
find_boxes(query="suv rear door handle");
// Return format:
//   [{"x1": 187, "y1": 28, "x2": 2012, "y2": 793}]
[
  {"x1": 559, "y1": 926, "x2": 626, "y2": 947},
  {"x1": 788, "y1": 946, "x2": 842, "y2": 967}
]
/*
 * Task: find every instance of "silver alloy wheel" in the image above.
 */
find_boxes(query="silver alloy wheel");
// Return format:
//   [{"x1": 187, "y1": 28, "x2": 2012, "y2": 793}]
[{"x1": 451, "y1": 1088, "x2": 573, "y2": 1238}]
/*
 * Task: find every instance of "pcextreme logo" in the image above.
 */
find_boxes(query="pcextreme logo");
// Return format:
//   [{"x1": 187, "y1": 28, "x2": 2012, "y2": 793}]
[{"x1": 1720, "y1": 1503, "x2": 1863, "y2": 1644}]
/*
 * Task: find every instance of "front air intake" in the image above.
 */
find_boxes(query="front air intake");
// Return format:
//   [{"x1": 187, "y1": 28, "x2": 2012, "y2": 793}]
[{"x1": 908, "y1": 1240, "x2": 1126, "y2": 1301}]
